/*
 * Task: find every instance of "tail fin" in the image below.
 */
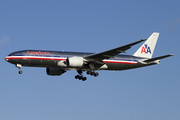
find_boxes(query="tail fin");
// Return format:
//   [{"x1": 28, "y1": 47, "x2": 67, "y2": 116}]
[{"x1": 133, "y1": 32, "x2": 159, "y2": 58}]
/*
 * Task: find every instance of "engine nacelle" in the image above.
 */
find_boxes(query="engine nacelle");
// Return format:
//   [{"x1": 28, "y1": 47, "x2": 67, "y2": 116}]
[
  {"x1": 46, "y1": 67, "x2": 66, "y2": 76},
  {"x1": 66, "y1": 57, "x2": 84, "y2": 68},
  {"x1": 57, "y1": 60, "x2": 66, "y2": 67}
]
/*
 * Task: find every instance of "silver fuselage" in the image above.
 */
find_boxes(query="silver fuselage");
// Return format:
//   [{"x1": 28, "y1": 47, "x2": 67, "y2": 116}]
[{"x1": 5, "y1": 50, "x2": 156, "y2": 71}]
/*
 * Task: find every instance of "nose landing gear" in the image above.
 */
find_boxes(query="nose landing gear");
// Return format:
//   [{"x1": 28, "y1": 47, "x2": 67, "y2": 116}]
[{"x1": 16, "y1": 64, "x2": 23, "y2": 74}]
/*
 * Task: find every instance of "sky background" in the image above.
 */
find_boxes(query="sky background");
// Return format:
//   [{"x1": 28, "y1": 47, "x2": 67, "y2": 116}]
[{"x1": 0, "y1": 0, "x2": 179, "y2": 120}]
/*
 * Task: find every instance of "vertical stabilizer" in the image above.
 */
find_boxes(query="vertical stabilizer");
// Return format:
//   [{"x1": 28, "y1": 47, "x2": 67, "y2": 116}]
[{"x1": 133, "y1": 32, "x2": 159, "y2": 58}]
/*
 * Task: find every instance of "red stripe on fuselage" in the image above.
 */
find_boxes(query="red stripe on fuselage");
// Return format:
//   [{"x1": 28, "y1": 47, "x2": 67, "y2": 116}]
[
  {"x1": 5, "y1": 56, "x2": 66, "y2": 61},
  {"x1": 5, "y1": 56, "x2": 137, "y2": 64}
]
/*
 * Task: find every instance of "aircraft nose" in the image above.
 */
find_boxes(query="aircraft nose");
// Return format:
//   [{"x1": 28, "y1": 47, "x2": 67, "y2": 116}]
[{"x1": 5, "y1": 57, "x2": 9, "y2": 62}]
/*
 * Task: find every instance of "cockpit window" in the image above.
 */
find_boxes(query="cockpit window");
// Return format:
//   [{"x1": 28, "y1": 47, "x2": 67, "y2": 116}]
[{"x1": 8, "y1": 53, "x2": 14, "y2": 56}]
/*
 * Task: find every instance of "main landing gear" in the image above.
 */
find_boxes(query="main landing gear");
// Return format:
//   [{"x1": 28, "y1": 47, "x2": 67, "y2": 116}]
[
  {"x1": 75, "y1": 70, "x2": 87, "y2": 81},
  {"x1": 86, "y1": 71, "x2": 99, "y2": 77},
  {"x1": 75, "y1": 70, "x2": 99, "y2": 81},
  {"x1": 16, "y1": 64, "x2": 23, "y2": 74}
]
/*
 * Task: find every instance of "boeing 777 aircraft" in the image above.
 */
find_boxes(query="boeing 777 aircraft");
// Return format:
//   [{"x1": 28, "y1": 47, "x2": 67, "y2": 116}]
[{"x1": 5, "y1": 32, "x2": 173, "y2": 81}]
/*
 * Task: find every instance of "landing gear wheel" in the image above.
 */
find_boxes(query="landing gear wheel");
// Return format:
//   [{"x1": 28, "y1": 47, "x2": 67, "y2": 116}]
[
  {"x1": 79, "y1": 76, "x2": 83, "y2": 80},
  {"x1": 82, "y1": 77, "x2": 87, "y2": 81},
  {"x1": 90, "y1": 72, "x2": 95, "y2": 76},
  {"x1": 75, "y1": 75, "x2": 79, "y2": 79},
  {"x1": 87, "y1": 71, "x2": 90, "y2": 75},
  {"x1": 19, "y1": 70, "x2": 23, "y2": 74},
  {"x1": 94, "y1": 72, "x2": 99, "y2": 77}
]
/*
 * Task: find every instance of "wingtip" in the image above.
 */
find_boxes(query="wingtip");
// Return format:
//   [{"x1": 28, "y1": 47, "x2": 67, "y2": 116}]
[
  {"x1": 141, "y1": 39, "x2": 147, "y2": 41},
  {"x1": 153, "y1": 32, "x2": 159, "y2": 33}
]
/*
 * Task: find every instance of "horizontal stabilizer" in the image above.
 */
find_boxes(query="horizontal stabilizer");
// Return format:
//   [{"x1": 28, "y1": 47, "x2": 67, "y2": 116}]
[{"x1": 143, "y1": 54, "x2": 174, "y2": 63}]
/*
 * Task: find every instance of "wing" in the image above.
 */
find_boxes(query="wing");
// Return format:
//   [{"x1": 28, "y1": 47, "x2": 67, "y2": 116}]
[{"x1": 84, "y1": 39, "x2": 146, "y2": 61}]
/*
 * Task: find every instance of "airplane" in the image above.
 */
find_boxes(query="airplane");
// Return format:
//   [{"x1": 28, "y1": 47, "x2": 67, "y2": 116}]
[{"x1": 5, "y1": 32, "x2": 173, "y2": 81}]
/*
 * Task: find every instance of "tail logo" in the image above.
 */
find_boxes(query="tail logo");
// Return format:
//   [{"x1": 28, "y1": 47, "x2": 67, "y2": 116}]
[{"x1": 141, "y1": 44, "x2": 151, "y2": 54}]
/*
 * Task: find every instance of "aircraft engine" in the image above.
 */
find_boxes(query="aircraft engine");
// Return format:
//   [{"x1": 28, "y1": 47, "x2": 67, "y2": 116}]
[
  {"x1": 66, "y1": 57, "x2": 84, "y2": 68},
  {"x1": 46, "y1": 67, "x2": 66, "y2": 76}
]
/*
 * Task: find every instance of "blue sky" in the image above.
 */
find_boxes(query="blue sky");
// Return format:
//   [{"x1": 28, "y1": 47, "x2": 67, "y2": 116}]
[{"x1": 0, "y1": 0, "x2": 179, "y2": 120}]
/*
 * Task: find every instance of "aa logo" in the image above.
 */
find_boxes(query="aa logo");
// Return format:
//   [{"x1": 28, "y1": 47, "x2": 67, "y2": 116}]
[{"x1": 141, "y1": 44, "x2": 151, "y2": 54}]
